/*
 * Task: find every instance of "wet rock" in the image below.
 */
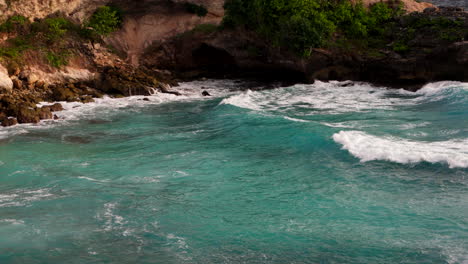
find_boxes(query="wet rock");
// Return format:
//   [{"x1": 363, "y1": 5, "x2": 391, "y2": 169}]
[
  {"x1": 142, "y1": 98, "x2": 150, "y2": 101},
  {"x1": 80, "y1": 95, "x2": 95, "y2": 104},
  {"x1": 38, "y1": 107, "x2": 53, "y2": 120},
  {"x1": 16, "y1": 108, "x2": 40, "y2": 124},
  {"x1": 202, "y1": 90, "x2": 211, "y2": 96},
  {"x1": 48, "y1": 103, "x2": 64, "y2": 112},
  {"x1": 100, "y1": 67, "x2": 155, "y2": 96},
  {"x1": 1, "y1": 117, "x2": 18, "y2": 127},
  {"x1": 52, "y1": 85, "x2": 79, "y2": 102},
  {"x1": 159, "y1": 83, "x2": 181, "y2": 96}
]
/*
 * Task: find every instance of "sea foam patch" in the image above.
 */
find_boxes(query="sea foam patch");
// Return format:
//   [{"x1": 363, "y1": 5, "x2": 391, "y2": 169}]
[
  {"x1": 220, "y1": 81, "x2": 420, "y2": 114},
  {"x1": 0, "y1": 80, "x2": 244, "y2": 140},
  {"x1": 333, "y1": 131, "x2": 468, "y2": 168}
]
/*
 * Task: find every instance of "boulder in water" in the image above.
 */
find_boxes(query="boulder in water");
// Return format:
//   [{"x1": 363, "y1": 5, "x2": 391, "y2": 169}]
[
  {"x1": 47, "y1": 103, "x2": 64, "y2": 112},
  {"x1": 39, "y1": 107, "x2": 53, "y2": 120},
  {"x1": 202, "y1": 90, "x2": 211, "y2": 96}
]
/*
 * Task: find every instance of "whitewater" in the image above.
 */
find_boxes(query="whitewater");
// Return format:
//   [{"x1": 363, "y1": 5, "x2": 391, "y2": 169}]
[{"x1": 0, "y1": 80, "x2": 467, "y2": 263}]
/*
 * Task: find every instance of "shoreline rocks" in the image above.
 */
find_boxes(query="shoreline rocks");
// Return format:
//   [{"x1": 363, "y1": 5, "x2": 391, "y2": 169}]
[{"x1": 0, "y1": 64, "x2": 179, "y2": 127}]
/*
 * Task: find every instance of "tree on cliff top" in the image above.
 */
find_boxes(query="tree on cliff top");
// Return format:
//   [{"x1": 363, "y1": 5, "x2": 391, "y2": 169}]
[{"x1": 223, "y1": 0, "x2": 400, "y2": 56}]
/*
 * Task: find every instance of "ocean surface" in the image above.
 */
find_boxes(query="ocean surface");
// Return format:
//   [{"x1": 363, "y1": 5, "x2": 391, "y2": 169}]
[{"x1": 0, "y1": 80, "x2": 467, "y2": 264}]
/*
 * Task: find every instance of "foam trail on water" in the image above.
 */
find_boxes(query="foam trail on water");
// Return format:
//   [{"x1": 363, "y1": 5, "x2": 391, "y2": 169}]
[{"x1": 333, "y1": 131, "x2": 468, "y2": 168}]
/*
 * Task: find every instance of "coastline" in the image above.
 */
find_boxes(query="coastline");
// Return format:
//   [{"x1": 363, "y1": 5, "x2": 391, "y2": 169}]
[{"x1": 0, "y1": 1, "x2": 467, "y2": 127}]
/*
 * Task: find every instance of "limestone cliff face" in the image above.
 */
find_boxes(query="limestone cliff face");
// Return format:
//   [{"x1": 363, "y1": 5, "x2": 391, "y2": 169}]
[
  {"x1": 353, "y1": 0, "x2": 434, "y2": 12},
  {"x1": 0, "y1": 0, "x2": 109, "y2": 22},
  {"x1": 106, "y1": 0, "x2": 225, "y2": 65}
]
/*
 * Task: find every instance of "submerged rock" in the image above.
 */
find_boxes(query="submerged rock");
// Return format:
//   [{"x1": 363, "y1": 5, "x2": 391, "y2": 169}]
[{"x1": 63, "y1": 135, "x2": 92, "y2": 144}]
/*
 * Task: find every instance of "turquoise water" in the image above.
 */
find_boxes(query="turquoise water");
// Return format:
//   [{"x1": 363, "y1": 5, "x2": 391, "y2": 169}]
[{"x1": 0, "y1": 80, "x2": 467, "y2": 264}]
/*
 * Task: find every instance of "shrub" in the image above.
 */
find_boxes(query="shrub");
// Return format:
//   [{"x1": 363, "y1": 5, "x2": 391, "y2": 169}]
[
  {"x1": 87, "y1": 6, "x2": 123, "y2": 35},
  {"x1": 222, "y1": 0, "x2": 399, "y2": 55},
  {"x1": 44, "y1": 17, "x2": 73, "y2": 41},
  {"x1": 393, "y1": 42, "x2": 409, "y2": 53},
  {"x1": 46, "y1": 51, "x2": 69, "y2": 68},
  {"x1": 184, "y1": 3, "x2": 208, "y2": 17},
  {"x1": 0, "y1": 36, "x2": 31, "y2": 59},
  {"x1": 192, "y1": 23, "x2": 218, "y2": 34},
  {"x1": 0, "y1": 15, "x2": 28, "y2": 32}
]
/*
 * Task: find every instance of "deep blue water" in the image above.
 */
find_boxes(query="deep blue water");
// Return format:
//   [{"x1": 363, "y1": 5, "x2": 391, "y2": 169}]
[{"x1": 0, "y1": 80, "x2": 467, "y2": 264}]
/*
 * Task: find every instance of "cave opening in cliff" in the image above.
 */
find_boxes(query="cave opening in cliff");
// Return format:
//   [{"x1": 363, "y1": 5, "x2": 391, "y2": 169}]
[{"x1": 192, "y1": 44, "x2": 237, "y2": 72}]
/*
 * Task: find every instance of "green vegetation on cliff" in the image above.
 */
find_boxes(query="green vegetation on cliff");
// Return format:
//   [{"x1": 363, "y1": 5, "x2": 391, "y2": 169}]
[
  {"x1": 86, "y1": 6, "x2": 123, "y2": 36},
  {"x1": 222, "y1": 0, "x2": 401, "y2": 56},
  {"x1": 0, "y1": 5, "x2": 124, "y2": 69}
]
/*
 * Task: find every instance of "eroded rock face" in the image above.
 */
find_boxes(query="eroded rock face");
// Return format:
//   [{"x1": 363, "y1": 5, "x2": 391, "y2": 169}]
[
  {"x1": 0, "y1": 0, "x2": 110, "y2": 22},
  {"x1": 352, "y1": 0, "x2": 435, "y2": 13},
  {"x1": 0, "y1": 65, "x2": 12, "y2": 93},
  {"x1": 106, "y1": 0, "x2": 225, "y2": 65}
]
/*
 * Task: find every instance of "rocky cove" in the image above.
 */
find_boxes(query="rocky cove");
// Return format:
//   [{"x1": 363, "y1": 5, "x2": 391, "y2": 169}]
[{"x1": 0, "y1": 0, "x2": 467, "y2": 127}]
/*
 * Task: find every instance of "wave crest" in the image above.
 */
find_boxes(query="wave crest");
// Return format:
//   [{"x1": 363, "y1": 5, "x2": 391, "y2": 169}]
[{"x1": 333, "y1": 131, "x2": 468, "y2": 168}]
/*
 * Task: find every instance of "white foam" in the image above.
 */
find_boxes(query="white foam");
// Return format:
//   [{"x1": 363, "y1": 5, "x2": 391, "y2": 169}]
[
  {"x1": 398, "y1": 122, "x2": 431, "y2": 130},
  {"x1": 416, "y1": 81, "x2": 468, "y2": 96},
  {"x1": 283, "y1": 116, "x2": 310, "y2": 123},
  {"x1": 0, "y1": 189, "x2": 55, "y2": 207},
  {"x1": 220, "y1": 90, "x2": 262, "y2": 111},
  {"x1": 98, "y1": 203, "x2": 127, "y2": 232},
  {"x1": 0, "y1": 79, "x2": 242, "y2": 140},
  {"x1": 47, "y1": 79, "x2": 243, "y2": 122},
  {"x1": 220, "y1": 81, "x2": 418, "y2": 114},
  {"x1": 0, "y1": 219, "x2": 25, "y2": 225},
  {"x1": 78, "y1": 176, "x2": 109, "y2": 183},
  {"x1": 0, "y1": 128, "x2": 28, "y2": 140},
  {"x1": 333, "y1": 131, "x2": 468, "y2": 168}
]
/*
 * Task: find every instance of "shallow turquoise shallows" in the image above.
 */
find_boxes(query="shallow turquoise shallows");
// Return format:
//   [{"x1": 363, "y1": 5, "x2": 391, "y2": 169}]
[{"x1": 0, "y1": 80, "x2": 467, "y2": 264}]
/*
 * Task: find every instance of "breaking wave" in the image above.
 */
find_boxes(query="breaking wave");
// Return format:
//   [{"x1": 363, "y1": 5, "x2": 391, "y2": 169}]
[{"x1": 333, "y1": 131, "x2": 468, "y2": 168}]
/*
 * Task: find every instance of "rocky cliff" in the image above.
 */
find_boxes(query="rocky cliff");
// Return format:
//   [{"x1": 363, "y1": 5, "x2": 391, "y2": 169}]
[
  {"x1": 142, "y1": 6, "x2": 468, "y2": 90},
  {"x1": 0, "y1": 0, "x2": 226, "y2": 126},
  {"x1": 0, "y1": 0, "x2": 465, "y2": 127}
]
